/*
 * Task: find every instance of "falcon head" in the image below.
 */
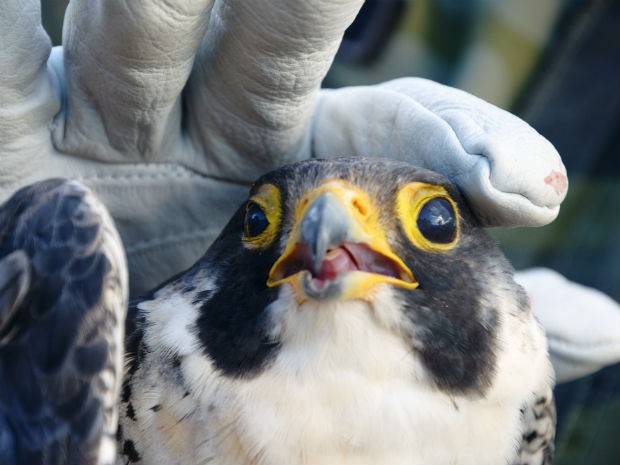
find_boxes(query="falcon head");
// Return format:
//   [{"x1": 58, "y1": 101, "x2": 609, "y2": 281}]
[{"x1": 171, "y1": 158, "x2": 528, "y2": 396}]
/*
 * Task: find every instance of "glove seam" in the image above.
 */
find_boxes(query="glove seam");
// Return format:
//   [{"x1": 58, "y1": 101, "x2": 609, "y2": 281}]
[
  {"x1": 76, "y1": 163, "x2": 252, "y2": 187},
  {"x1": 550, "y1": 350, "x2": 620, "y2": 365},
  {"x1": 125, "y1": 228, "x2": 213, "y2": 256},
  {"x1": 547, "y1": 334, "x2": 620, "y2": 352}
]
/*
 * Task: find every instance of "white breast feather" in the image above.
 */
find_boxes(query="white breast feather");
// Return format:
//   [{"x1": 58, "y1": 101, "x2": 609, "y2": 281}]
[{"x1": 128, "y1": 278, "x2": 553, "y2": 465}]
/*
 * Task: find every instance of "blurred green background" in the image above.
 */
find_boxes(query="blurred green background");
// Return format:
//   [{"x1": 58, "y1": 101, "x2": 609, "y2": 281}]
[{"x1": 39, "y1": 1, "x2": 619, "y2": 464}]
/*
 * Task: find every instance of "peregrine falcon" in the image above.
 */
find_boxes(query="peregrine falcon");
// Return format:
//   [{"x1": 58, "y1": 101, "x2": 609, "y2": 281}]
[
  {"x1": 0, "y1": 179, "x2": 127, "y2": 465},
  {"x1": 118, "y1": 158, "x2": 556, "y2": 465}
]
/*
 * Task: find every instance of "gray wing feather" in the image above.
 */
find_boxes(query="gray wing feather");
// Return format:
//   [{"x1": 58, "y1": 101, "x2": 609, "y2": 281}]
[{"x1": 0, "y1": 179, "x2": 128, "y2": 465}]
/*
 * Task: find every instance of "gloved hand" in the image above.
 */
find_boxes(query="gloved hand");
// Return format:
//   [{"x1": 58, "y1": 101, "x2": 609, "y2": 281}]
[
  {"x1": 516, "y1": 269, "x2": 620, "y2": 383},
  {"x1": 1, "y1": 0, "x2": 567, "y2": 297},
  {"x1": 7, "y1": 0, "x2": 614, "y2": 382}
]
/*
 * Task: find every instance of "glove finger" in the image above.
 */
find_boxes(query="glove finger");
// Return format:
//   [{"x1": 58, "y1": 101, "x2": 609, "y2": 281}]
[
  {"x1": 313, "y1": 78, "x2": 568, "y2": 227},
  {"x1": 516, "y1": 268, "x2": 620, "y2": 383},
  {"x1": 184, "y1": 0, "x2": 364, "y2": 182},
  {"x1": 0, "y1": 0, "x2": 60, "y2": 172},
  {"x1": 54, "y1": 0, "x2": 215, "y2": 164}
]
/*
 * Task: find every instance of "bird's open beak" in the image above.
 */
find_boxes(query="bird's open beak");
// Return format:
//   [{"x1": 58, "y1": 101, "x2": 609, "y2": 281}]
[{"x1": 267, "y1": 180, "x2": 417, "y2": 302}]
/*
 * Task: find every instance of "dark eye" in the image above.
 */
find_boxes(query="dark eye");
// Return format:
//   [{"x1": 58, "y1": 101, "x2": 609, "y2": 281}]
[
  {"x1": 244, "y1": 202, "x2": 269, "y2": 238},
  {"x1": 416, "y1": 198, "x2": 457, "y2": 244}
]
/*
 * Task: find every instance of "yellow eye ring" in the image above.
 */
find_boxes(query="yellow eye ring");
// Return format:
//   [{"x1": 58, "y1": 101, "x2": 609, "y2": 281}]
[
  {"x1": 396, "y1": 182, "x2": 459, "y2": 252},
  {"x1": 242, "y1": 184, "x2": 281, "y2": 249}
]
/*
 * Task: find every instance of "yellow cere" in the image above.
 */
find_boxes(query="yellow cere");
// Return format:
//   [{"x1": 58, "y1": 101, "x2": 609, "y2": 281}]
[
  {"x1": 396, "y1": 182, "x2": 460, "y2": 252},
  {"x1": 242, "y1": 183, "x2": 282, "y2": 249},
  {"x1": 293, "y1": 180, "x2": 379, "y2": 244}
]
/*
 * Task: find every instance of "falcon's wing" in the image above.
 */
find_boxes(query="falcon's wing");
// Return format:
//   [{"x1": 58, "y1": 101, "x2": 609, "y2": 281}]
[
  {"x1": 513, "y1": 386, "x2": 556, "y2": 465},
  {"x1": 0, "y1": 179, "x2": 128, "y2": 465}
]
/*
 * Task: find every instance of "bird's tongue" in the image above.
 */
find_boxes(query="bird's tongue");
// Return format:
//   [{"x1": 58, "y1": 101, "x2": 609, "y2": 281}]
[
  {"x1": 315, "y1": 247, "x2": 358, "y2": 281},
  {"x1": 314, "y1": 243, "x2": 405, "y2": 282}
]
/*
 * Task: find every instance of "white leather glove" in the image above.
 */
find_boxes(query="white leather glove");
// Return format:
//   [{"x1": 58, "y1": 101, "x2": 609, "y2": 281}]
[
  {"x1": 1, "y1": 0, "x2": 364, "y2": 295},
  {"x1": 7, "y1": 0, "x2": 614, "y2": 382},
  {"x1": 516, "y1": 269, "x2": 620, "y2": 383},
  {"x1": 1, "y1": 0, "x2": 567, "y2": 296}
]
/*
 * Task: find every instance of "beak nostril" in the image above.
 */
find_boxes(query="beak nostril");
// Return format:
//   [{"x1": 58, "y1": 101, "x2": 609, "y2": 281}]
[{"x1": 352, "y1": 199, "x2": 368, "y2": 217}]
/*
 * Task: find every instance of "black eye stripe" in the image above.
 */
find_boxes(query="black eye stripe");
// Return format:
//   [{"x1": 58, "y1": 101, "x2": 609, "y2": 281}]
[
  {"x1": 416, "y1": 198, "x2": 457, "y2": 244},
  {"x1": 244, "y1": 202, "x2": 270, "y2": 238}
]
